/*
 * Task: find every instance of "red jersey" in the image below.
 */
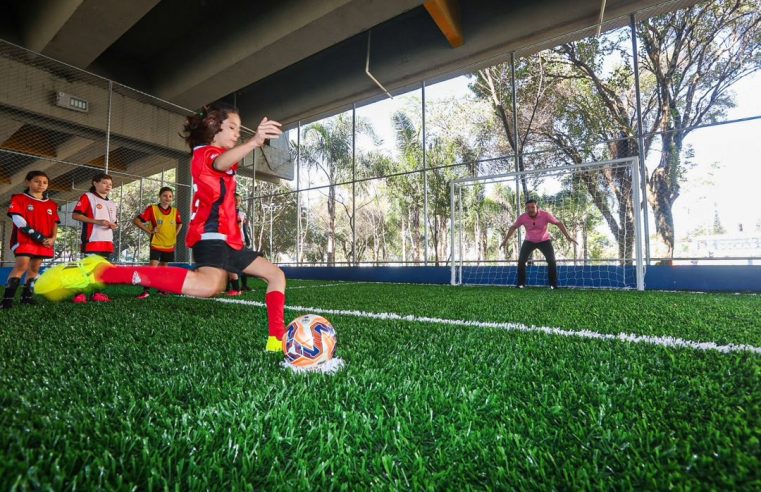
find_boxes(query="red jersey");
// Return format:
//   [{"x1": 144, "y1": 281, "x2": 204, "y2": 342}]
[
  {"x1": 73, "y1": 192, "x2": 118, "y2": 254},
  {"x1": 186, "y1": 145, "x2": 243, "y2": 250},
  {"x1": 7, "y1": 193, "x2": 59, "y2": 257}
]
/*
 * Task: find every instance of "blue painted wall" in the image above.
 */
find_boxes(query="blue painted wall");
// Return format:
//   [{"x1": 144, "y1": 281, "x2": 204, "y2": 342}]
[
  {"x1": 281, "y1": 265, "x2": 761, "y2": 292},
  {"x1": 2, "y1": 265, "x2": 760, "y2": 293}
]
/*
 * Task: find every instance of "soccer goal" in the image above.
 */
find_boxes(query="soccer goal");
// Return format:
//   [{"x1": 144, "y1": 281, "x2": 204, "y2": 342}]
[{"x1": 450, "y1": 157, "x2": 645, "y2": 290}]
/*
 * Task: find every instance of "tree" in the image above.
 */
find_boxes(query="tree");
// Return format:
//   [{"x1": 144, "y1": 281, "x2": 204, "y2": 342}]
[
  {"x1": 712, "y1": 207, "x2": 726, "y2": 234},
  {"x1": 638, "y1": 0, "x2": 760, "y2": 256},
  {"x1": 471, "y1": 0, "x2": 761, "y2": 259}
]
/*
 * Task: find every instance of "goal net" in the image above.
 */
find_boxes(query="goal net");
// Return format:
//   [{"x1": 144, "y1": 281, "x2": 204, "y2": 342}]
[{"x1": 450, "y1": 158, "x2": 645, "y2": 290}]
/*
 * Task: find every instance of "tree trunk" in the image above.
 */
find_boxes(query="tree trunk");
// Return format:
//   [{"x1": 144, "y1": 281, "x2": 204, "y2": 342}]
[
  {"x1": 481, "y1": 69, "x2": 529, "y2": 196},
  {"x1": 327, "y1": 186, "x2": 336, "y2": 265},
  {"x1": 432, "y1": 215, "x2": 440, "y2": 266},
  {"x1": 400, "y1": 216, "x2": 406, "y2": 262},
  {"x1": 411, "y1": 207, "x2": 421, "y2": 263},
  {"x1": 648, "y1": 129, "x2": 682, "y2": 258}
]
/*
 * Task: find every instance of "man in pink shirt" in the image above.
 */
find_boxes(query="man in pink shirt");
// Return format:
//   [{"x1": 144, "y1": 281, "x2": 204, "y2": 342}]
[{"x1": 500, "y1": 199, "x2": 577, "y2": 288}]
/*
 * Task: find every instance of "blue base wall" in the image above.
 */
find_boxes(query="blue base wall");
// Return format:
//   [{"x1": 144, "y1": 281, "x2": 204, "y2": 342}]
[
  {"x1": 281, "y1": 265, "x2": 761, "y2": 293},
  {"x1": 2, "y1": 265, "x2": 760, "y2": 293}
]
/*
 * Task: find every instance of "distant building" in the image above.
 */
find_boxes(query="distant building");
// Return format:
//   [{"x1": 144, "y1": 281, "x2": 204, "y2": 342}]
[{"x1": 690, "y1": 233, "x2": 761, "y2": 265}]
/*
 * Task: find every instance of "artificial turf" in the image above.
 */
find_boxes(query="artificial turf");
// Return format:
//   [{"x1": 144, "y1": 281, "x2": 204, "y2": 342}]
[{"x1": 1, "y1": 281, "x2": 759, "y2": 489}]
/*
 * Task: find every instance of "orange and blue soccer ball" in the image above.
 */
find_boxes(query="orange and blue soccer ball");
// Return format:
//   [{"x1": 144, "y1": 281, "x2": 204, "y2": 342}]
[{"x1": 283, "y1": 314, "x2": 337, "y2": 368}]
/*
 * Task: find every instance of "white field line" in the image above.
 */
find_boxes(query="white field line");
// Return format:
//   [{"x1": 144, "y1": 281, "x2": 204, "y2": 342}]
[{"x1": 210, "y1": 298, "x2": 761, "y2": 356}]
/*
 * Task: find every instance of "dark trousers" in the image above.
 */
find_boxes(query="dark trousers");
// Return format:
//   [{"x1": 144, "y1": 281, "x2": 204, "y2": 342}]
[{"x1": 517, "y1": 240, "x2": 557, "y2": 287}]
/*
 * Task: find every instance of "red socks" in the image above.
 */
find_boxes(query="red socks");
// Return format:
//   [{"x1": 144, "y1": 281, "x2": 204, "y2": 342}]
[
  {"x1": 99, "y1": 265, "x2": 284, "y2": 339},
  {"x1": 99, "y1": 266, "x2": 189, "y2": 294},
  {"x1": 265, "y1": 290, "x2": 286, "y2": 340}
]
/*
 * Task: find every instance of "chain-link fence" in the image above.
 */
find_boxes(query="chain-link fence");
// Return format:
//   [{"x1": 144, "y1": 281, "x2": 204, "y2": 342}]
[{"x1": 0, "y1": 39, "x2": 193, "y2": 265}]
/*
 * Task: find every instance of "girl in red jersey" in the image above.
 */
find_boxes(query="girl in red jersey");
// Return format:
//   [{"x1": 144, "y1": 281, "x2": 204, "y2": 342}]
[
  {"x1": 132, "y1": 186, "x2": 183, "y2": 299},
  {"x1": 71, "y1": 173, "x2": 119, "y2": 303},
  {"x1": 45, "y1": 103, "x2": 287, "y2": 351},
  {"x1": 2, "y1": 171, "x2": 59, "y2": 309}
]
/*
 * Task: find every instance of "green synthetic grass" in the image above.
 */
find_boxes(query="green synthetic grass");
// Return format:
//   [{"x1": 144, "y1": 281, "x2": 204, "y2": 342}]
[{"x1": 1, "y1": 281, "x2": 760, "y2": 490}]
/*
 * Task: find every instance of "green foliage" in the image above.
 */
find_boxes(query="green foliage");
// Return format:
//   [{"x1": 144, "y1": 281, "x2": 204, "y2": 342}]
[{"x1": 1, "y1": 282, "x2": 760, "y2": 489}]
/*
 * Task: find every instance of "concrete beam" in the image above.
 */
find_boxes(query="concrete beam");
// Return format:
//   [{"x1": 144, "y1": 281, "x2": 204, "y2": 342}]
[
  {"x1": 0, "y1": 54, "x2": 188, "y2": 155},
  {"x1": 424, "y1": 0, "x2": 463, "y2": 48},
  {"x1": 18, "y1": 0, "x2": 83, "y2": 53},
  {"x1": 0, "y1": 141, "x2": 110, "y2": 206},
  {"x1": 42, "y1": 0, "x2": 161, "y2": 69},
  {"x1": 47, "y1": 153, "x2": 178, "y2": 206},
  {"x1": 0, "y1": 120, "x2": 24, "y2": 144},
  {"x1": 0, "y1": 135, "x2": 94, "y2": 196},
  {"x1": 1, "y1": 125, "x2": 58, "y2": 158},
  {"x1": 155, "y1": 0, "x2": 422, "y2": 108}
]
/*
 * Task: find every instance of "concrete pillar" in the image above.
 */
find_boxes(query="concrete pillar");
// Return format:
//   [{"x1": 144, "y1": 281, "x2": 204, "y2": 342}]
[
  {"x1": 1, "y1": 219, "x2": 13, "y2": 267},
  {"x1": 175, "y1": 157, "x2": 192, "y2": 263}
]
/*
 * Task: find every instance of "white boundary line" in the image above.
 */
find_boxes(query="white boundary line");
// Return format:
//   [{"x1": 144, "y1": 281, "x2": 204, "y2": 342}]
[{"x1": 211, "y1": 298, "x2": 761, "y2": 356}]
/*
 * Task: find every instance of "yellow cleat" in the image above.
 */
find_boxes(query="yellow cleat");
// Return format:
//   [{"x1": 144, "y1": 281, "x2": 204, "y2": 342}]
[
  {"x1": 266, "y1": 336, "x2": 283, "y2": 353},
  {"x1": 35, "y1": 255, "x2": 111, "y2": 301}
]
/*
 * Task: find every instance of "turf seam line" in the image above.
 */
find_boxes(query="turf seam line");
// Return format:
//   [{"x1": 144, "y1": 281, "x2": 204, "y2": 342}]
[
  {"x1": 209, "y1": 298, "x2": 761, "y2": 356},
  {"x1": 287, "y1": 282, "x2": 368, "y2": 289}
]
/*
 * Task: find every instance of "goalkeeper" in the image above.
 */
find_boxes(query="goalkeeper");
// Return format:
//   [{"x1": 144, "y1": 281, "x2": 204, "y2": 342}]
[{"x1": 500, "y1": 198, "x2": 577, "y2": 289}]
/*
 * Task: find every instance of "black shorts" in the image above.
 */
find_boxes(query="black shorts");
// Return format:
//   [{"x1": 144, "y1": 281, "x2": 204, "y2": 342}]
[
  {"x1": 192, "y1": 240, "x2": 262, "y2": 275},
  {"x1": 149, "y1": 248, "x2": 175, "y2": 262}
]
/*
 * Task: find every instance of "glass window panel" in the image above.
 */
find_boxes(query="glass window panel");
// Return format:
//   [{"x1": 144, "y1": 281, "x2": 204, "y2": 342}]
[
  {"x1": 424, "y1": 164, "x2": 472, "y2": 265},
  {"x1": 354, "y1": 177, "x2": 406, "y2": 264},
  {"x1": 426, "y1": 75, "x2": 511, "y2": 168},
  {"x1": 355, "y1": 89, "x2": 422, "y2": 180},
  {"x1": 250, "y1": 184, "x2": 297, "y2": 264},
  {"x1": 299, "y1": 111, "x2": 354, "y2": 191},
  {"x1": 297, "y1": 185, "x2": 352, "y2": 265}
]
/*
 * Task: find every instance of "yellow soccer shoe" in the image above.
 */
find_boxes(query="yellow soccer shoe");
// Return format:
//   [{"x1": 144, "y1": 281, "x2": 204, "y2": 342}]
[
  {"x1": 266, "y1": 336, "x2": 283, "y2": 353},
  {"x1": 35, "y1": 256, "x2": 110, "y2": 301}
]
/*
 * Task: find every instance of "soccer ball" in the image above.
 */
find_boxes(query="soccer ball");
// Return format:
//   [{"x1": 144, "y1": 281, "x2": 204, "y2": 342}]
[{"x1": 283, "y1": 314, "x2": 337, "y2": 368}]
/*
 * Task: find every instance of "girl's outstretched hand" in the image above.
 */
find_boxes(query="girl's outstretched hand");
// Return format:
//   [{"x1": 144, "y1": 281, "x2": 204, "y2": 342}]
[{"x1": 252, "y1": 117, "x2": 282, "y2": 147}]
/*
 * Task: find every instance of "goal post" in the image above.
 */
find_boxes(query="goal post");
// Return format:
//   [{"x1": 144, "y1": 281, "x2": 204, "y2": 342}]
[{"x1": 450, "y1": 157, "x2": 645, "y2": 290}]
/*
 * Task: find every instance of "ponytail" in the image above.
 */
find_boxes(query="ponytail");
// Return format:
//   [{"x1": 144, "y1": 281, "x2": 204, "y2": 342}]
[{"x1": 181, "y1": 102, "x2": 238, "y2": 152}]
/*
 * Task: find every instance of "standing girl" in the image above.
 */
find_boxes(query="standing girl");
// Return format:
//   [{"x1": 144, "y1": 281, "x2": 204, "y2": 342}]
[
  {"x1": 37, "y1": 103, "x2": 288, "y2": 352},
  {"x1": 132, "y1": 186, "x2": 183, "y2": 299},
  {"x1": 71, "y1": 172, "x2": 118, "y2": 303},
  {"x1": 226, "y1": 193, "x2": 252, "y2": 295},
  {"x1": 2, "y1": 171, "x2": 59, "y2": 309}
]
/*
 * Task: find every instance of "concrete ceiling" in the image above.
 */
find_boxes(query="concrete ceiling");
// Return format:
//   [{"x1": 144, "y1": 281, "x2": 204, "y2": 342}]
[
  {"x1": 0, "y1": 0, "x2": 694, "y2": 208},
  {"x1": 1, "y1": 0, "x2": 685, "y2": 127}
]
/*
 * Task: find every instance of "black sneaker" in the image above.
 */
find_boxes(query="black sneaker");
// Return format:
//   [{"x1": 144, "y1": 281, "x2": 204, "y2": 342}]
[
  {"x1": 21, "y1": 297, "x2": 37, "y2": 305},
  {"x1": 1, "y1": 298, "x2": 13, "y2": 309}
]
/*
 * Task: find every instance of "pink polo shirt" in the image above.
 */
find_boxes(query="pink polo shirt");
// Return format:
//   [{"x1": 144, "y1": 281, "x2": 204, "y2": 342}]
[{"x1": 513, "y1": 210, "x2": 560, "y2": 243}]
